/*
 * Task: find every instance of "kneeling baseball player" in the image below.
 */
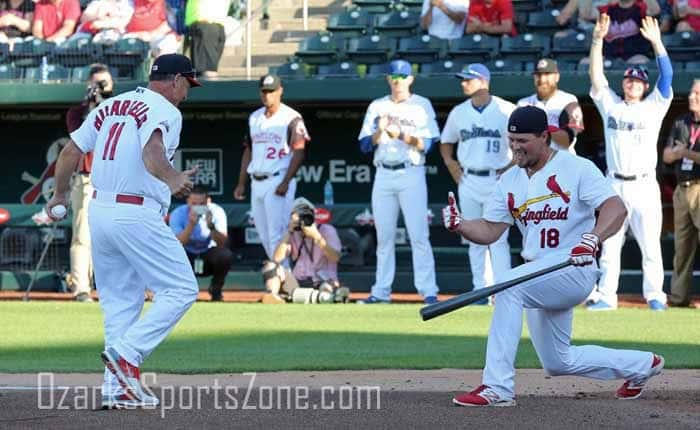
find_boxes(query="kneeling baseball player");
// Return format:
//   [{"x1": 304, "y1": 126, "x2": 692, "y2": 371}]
[
  {"x1": 261, "y1": 197, "x2": 349, "y2": 304},
  {"x1": 442, "y1": 106, "x2": 663, "y2": 406}
]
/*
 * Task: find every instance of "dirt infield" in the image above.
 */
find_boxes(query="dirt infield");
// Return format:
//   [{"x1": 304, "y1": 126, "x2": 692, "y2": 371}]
[{"x1": 2, "y1": 370, "x2": 699, "y2": 429}]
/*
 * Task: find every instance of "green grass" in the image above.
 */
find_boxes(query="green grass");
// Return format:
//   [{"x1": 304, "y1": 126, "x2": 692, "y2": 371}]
[{"x1": 1, "y1": 302, "x2": 698, "y2": 373}]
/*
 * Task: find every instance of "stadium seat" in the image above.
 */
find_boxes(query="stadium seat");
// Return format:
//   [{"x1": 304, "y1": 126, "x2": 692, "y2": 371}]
[
  {"x1": 499, "y1": 33, "x2": 551, "y2": 67},
  {"x1": 684, "y1": 61, "x2": 700, "y2": 71},
  {"x1": 0, "y1": 42, "x2": 8, "y2": 62},
  {"x1": 397, "y1": 0, "x2": 423, "y2": 7},
  {"x1": 346, "y1": 34, "x2": 396, "y2": 64},
  {"x1": 295, "y1": 33, "x2": 340, "y2": 65},
  {"x1": 270, "y1": 60, "x2": 311, "y2": 79},
  {"x1": 352, "y1": 0, "x2": 393, "y2": 7},
  {"x1": 554, "y1": 60, "x2": 579, "y2": 72},
  {"x1": 447, "y1": 34, "x2": 499, "y2": 62},
  {"x1": 327, "y1": 9, "x2": 373, "y2": 38},
  {"x1": 315, "y1": 61, "x2": 361, "y2": 79},
  {"x1": 576, "y1": 58, "x2": 627, "y2": 73},
  {"x1": 551, "y1": 31, "x2": 591, "y2": 63},
  {"x1": 10, "y1": 38, "x2": 57, "y2": 68},
  {"x1": 372, "y1": 11, "x2": 420, "y2": 38},
  {"x1": 486, "y1": 59, "x2": 523, "y2": 73},
  {"x1": 396, "y1": 34, "x2": 447, "y2": 64},
  {"x1": 419, "y1": 59, "x2": 466, "y2": 77},
  {"x1": 102, "y1": 37, "x2": 150, "y2": 67},
  {"x1": 0, "y1": 64, "x2": 21, "y2": 80},
  {"x1": 512, "y1": 0, "x2": 542, "y2": 13},
  {"x1": 526, "y1": 9, "x2": 565, "y2": 36},
  {"x1": 23, "y1": 64, "x2": 70, "y2": 82},
  {"x1": 366, "y1": 62, "x2": 390, "y2": 78},
  {"x1": 53, "y1": 33, "x2": 98, "y2": 67},
  {"x1": 661, "y1": 31, "x2": 700, "y2": 62}
]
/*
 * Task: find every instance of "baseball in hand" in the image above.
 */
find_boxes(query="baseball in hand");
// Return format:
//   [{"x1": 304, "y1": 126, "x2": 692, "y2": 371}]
[
  {"x1": 386, "y1": 123, "x2": 401, "y2": 139},
  {"x1": 50, "y1": 205, "x2": 67, "y2": 219}
]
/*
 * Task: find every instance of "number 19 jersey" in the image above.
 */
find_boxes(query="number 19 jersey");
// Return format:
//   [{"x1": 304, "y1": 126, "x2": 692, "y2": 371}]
[{"x1": 70, "y1": 86, "x2": 183, "y2": 209}]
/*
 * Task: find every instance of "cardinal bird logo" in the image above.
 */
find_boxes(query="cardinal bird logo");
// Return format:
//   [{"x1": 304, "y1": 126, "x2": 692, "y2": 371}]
[
  {"x1": 507, "y1": 192, "x2": 520, "y2": 218},
  {"x1": 546, "y1": 175, "x2": 570, "y2": 203}
]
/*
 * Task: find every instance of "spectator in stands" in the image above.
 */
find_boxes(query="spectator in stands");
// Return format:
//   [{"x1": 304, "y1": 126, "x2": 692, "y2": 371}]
[
  {"x1": 260, "y1": 197, "x2": 348, "y2": 304},
  {"x1": 599, "y1": 0, "x2": 661, "y2": 63},
  {"x1": 420, "y1": 0, "x2": 469, "y2": 40},
  {"x1": 0, "y1": 0, "x2": 34, "y2": 46},
  {"x1": 32, "y1": 0, "x2": 81, "y2": 43},
  {"x1": 124, "y1": 0, "x2": 179, "y2": 56},
  {"x1": 170, "y1": 186, "x2": 233, "y2": 301},
  {"x1": 657, "y1": 0, "x2": 674, "y2": 33},
  {"x1": 65, "y1": 63, "x2": 114, "y2": 303},
  {"x1": 465, "y1": 0, "x2": 516, "y2": 36},
  {"x1": 675, "y1": 0, "x2": 700, "y2": 32},
  {"x1": 72, "y1": 0, "x2": 133, "y2": 43},
  {"x1": 184, "y1": 0, "x2": 232, "y2": 78},
  {"x1": 662, "y1": 80, "x2": 700, "y2": 307},
  {"x1": 555, "y1": 0, "x2": 609, "y2": 35}
]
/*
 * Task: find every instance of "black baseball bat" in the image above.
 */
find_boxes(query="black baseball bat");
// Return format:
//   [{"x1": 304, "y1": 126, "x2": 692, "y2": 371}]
[{"x1": 420, "y1": 260, "x2": 573, "y2": 321}]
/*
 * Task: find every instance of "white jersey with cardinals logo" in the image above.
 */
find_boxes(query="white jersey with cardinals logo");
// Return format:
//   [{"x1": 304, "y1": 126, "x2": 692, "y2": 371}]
[
  {"x1": 484, "y1": 150, "x2": 616, "y2": 261},
  {"x1": 71, "y1": 86, "x2": 182, "y2": 209},
  {"x1": 247, "y1": 103, "x2": 310, "y2": 175}
]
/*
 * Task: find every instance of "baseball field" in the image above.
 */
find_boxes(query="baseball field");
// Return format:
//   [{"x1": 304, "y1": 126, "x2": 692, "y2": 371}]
[{"x1": 1, "y1": 301, "x2": 699, "y2": 428}]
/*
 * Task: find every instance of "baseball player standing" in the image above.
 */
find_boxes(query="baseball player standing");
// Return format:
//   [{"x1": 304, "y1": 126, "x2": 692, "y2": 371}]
[
  {"x1": 357, "y1": 59, "x2": 440, "y2": 304},
  {"x1": 233, "y1": 74, "x2": 310, "y2": 259},
  {"x1": 587, "y1": 15, "x2": 672, "y2": 311},
  {"x1": 46, "y1": 54, "x2": 202, "y2": 409},
  {"x1": 443, "y1": 106, "x2": 663, "y2": 407},
  {"x1": 440, "y1": 63, "x2": 514, "y2": 303},
  {"x1": 517, "y1": 58, "x2": 584, "y2": 153}
]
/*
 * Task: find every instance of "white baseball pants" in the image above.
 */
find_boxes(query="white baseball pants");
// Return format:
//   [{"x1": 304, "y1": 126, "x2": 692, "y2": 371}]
[
  {"x1": 250, "y1": 175, "x2": 297, "y2": 259},
  {"x1": 89, "y1": 198, "x2": 199, "y2": 396},
  {"x1": 591, "y1": 176, "x2": 666, "y2": 306},
  {"x1": 370, "y1": 166, "x2": 438, "y2": 300},
  {"x1": 482, "y1": 252, "x2": 655, "y2": 400},
  {"x1": 459, "y1": 174, "x2": 511, "y2": 290}
]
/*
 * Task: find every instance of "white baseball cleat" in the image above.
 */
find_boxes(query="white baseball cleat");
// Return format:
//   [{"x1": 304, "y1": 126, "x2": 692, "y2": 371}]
[
  {"x1": 616, "y1": 354, "x2": 664, "y2": 400},
  {"x1": 101, "y1": 392, "x2": 160, "y2": 409},
  {"x1": 452, "y1": 385, "x2": 516, "y2": 407}
]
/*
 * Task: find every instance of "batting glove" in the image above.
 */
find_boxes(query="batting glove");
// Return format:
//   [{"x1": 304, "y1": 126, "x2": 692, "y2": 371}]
[
  {"x1": 569, "y1": 233, "x2": 600, "y2": 266},
  {"x1": 442, "y1": 191, "x2": 462, "y2": 232}
]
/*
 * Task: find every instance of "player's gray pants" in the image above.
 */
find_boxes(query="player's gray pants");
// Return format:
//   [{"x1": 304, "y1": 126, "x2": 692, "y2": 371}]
[
  {"x1": 370, "y1": 166, "x2": 438, "y2": 300},
  {"x1": 89, "y1": 199, "x2": 199, "y2": 396},
  {"x1": 482, "y1": 252, "x2": 655, "y2": 400}
]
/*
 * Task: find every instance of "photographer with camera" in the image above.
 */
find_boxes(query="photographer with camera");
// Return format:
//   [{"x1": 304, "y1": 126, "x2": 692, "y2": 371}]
[
  {"x1": 261, "y1": 197, "x2": 349, "y2": 304},
  {"x1": 64, "y1": 63, "x2": 114, "y2": 302},
  {"x1": 170, "y1": 186, "x2": 233, "y2": 301}
]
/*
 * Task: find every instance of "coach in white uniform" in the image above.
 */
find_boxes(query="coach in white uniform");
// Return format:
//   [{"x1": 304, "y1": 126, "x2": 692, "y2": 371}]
[
  {"x1": 440, "y1": 63, "x2": 514, "y2": 301},
  {"x1": 47, "y1": 54, "x2": 202, "y2": 409},
  {"x1": 587, "y1": 15, "x2": 672, "y2": 311},
  {"x1": 357, "y1": 59, "x2": 440, "y2": 304},
  {"x1": 517, "y1": 58, "x2": 584, "y2": 153},
  {"x1": 443, "y1": 106, "x2": 663, "y2": 407},
  {"x1": 234, "y1": 75, "x2": 310, "y2": 259}
]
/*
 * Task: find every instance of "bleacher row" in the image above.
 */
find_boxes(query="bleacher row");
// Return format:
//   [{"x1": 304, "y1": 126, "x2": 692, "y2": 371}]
[
  {"x1": 0, "y1": 34, "x2": 151, "y2": 83},
  {"x1": 272, "y1": 0, "x2": 700, "y2": 79}
]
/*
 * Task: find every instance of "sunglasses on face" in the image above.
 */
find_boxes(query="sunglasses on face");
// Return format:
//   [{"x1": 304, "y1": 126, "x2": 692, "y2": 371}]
[{"x1": 389, "y1": 74, "x2": 408, "y2": 81}]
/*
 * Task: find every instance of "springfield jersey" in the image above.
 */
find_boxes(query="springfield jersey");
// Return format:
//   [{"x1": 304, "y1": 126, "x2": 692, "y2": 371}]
[
  {"x1": 484, "y1": 150, "x2": 616, "y2": 261},
  {"x1": 358, "y1": 94, "x2": 440, "y2": 166},
  {"x1": 517, "y1": 90, "x2": 584, "y2": 153},
  {"x1": 440, "y1": 96, "x2": 515, "y2": 170},
  {"x1": 591, "y1": 85, "x2": 672, "y2": 175},
  {"x1": 70, "y1": 86, "x2": 182, "y2": 209},
  {"x1": 246, "y1": 103, "x2": 310, "y2": 175}
]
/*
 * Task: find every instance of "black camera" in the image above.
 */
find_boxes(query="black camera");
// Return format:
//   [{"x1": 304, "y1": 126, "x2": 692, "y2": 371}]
[
  {"x1": 86, "y1": 80, "x2": 109, "y2": 104},
  {"x1": 293, "y1": 205, "x2": 315, "y2": 231}
]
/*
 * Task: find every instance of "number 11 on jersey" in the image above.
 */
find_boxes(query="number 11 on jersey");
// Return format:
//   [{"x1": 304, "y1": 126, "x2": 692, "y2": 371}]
[{"x1": 102, "y1": 122, "x2": 126, "y2": 160}]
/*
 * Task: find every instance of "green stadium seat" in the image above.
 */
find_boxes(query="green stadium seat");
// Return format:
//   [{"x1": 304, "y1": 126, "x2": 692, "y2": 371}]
[
  {"x1": 54, "y1": 33, "x2": 99, "y2": 67},
  {"x1": 576, "y1": 58, "x2": 627, "y2": 73},
  {"x1": 396, "y1": 34, "x2": 447, "y2": 64},
  {"x1": 662, "y1": 31, "x2": 700, "y2": 62},
  {"x1": 684, "y1": 61, "x2": 700, "y2": 71},
  {"x1": 447, "y1": 34, "x2": 499, "y2": 62},
  {"x1": 554, "y1": 60, "x2": 579, "y2": 72},
  {"x1": 499, "y1": 33, "x2": 551, "y2": 67},
  {"x1": 270, "y1": 60, "x2": 311, "y2": 79},
  {"x1": 102, "y1": 37, "x2": 150, "y2": 67},
  {"x1": 23, "y1": 64, "x2": 70, "y2": 82},
  {"x1": 352, "y1": 0, "x2": 393, "y2": 8},
  {"x1": 346, "y1": 34, "x2": 396, "y2": 64},
  {"x1": 10, "y1": 38, "x2": 57, "y2": 68},
  {"x1": 327, "y1": 9, "x2": 373, "y2": 38},
  {"x1": 551, "y1": 31, "x2": 591, "y2": 63},
  {"x1": 512, "y1": 0, "x2": 542, "y2": 13},
  {"x1": 397, "y1": 0, "x2": 424, "y2": 7},
  {"x1": 0, "y1": 42, "x2": 8, "y2": 62},
  {"x1": 526, "y1": 9, "x2": 566, "y2": 36},
  {"x1": 486, "y1": 59, "x2": 523, "y2": 73},
  {"x1": 315, "y1": 61, "x2": 361, "y2": 79},
  {"x1": 366, "y1": 62, "x2": 390, "y2": 78},
  {"x1": 0, "y1": 64, "x2": 21, "y2": 80},
  {"x1": 295, "y1": 33, "x2": 340, "y2": 65},
  {"x1": 373, "y1": 11, "x2": 420, "y2": 38},
  {"x1": 419, "y1": 59, "x2": 466, "y2": 77}
]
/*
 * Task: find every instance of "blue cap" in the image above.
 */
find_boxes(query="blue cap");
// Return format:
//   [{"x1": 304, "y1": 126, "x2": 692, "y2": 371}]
[
  {"x1": 388, "y1": 59, "x2": 412, "y2": 76},
  {"x1": 456, "y1": 63, "x2": 490, "y2": 82},
  {"x1": 623, "y1": 65, "x2": 649, "y2": 84}
]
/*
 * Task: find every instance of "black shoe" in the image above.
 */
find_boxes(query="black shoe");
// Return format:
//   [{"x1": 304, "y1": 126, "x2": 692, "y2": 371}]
[
  {"x1": 208, "y1": 286, "x2": 223, "y2": 302},
  {"x1": 261, "y1": 12, "x2": 270, "y2": 20}
]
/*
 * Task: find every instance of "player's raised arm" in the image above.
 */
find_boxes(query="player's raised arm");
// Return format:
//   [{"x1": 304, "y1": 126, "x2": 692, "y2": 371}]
[
  {"x1": 589, "y1": 13, "x2": 610, "y2": 95},
  {"x1": 640, "y1": 16, "x2": 673, "y2": 98},
  {"x1": 142, "y1": 129, "x2": 195, "y2": 198},
  {"x1": 442, "y1": 192, "x2": 509, "y2": 244}
]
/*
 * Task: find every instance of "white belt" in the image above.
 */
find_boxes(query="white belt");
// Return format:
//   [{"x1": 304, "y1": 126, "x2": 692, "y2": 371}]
[{"x1": 92, "y1": 190, "x2": 166, "y2": 215}]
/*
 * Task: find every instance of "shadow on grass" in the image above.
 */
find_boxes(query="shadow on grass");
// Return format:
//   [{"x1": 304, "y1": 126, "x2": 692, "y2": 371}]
[{"x1": 2, "y1": 331, "x2": 699, "y2": 373}]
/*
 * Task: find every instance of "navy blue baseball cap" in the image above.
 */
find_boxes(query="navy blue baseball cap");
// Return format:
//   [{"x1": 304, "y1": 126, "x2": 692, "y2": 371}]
[
  {"x1": 150, "y1": 53, "x2": 201, "y2": 87},
  {"x1": 456, "y1": 63, "x2": 491, "y2": 81},
  {"x1": 508, "y1": 106, "x2": 548, "y2": 134},
  {"x1": 388, "y1": 60, "x2": 412, "y2": 76},
  {"x1": 623, "y1": 65, "x2": 649, "y2": 84}
]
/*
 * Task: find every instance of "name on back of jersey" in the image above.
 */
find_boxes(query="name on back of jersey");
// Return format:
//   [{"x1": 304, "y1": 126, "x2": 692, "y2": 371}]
[{"x1": 93, "y1": 99, "x2": 150, "y2": 131}]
